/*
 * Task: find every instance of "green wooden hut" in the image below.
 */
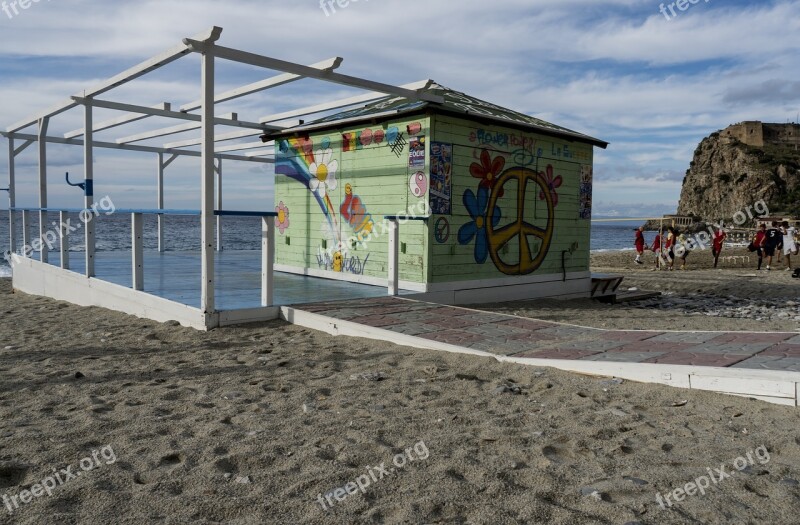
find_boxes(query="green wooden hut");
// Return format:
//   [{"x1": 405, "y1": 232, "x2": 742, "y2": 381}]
[{"x1": 264, "y1": 83, "x2": 608, "y2": 303}]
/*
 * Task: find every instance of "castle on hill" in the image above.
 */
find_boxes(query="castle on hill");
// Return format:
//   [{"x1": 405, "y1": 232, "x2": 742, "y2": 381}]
[{"x1": 721, "y1": 121, "x2": 800, "y2": 149}]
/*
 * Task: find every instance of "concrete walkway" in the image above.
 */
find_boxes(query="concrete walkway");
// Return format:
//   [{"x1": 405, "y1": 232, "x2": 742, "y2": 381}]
[{"x1": 287, "y1": 296, "x2": 800, "y2": 406}]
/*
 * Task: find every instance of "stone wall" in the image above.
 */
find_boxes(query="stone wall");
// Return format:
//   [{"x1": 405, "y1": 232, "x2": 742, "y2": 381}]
[
  {"x1": 721, "y1": 121, "x2": 800, "y2": 149},
  {"x1": 721, "y1": 121, "x2": 764, "y2": 147}
]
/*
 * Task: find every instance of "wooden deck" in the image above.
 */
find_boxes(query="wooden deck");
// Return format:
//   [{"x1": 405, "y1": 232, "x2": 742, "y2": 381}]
[{"x1": 44, "y1": 250, "x2": 399, "y2": 309}]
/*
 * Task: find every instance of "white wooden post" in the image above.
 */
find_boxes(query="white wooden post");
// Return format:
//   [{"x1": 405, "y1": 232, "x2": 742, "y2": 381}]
[
  {"x1": 59, "y1": 211, "x2": 69, "y2": 270},
  {"x1": 84, "y1": 102, "x2": 96, "y2": 277},
  {"x1": 216, "y1": 158, "x2": 223, "y2": 252},
  {"x1": 261, "y1": 216, "x2": 274, "y2": 306},
  {"x1": 7, "y1": 138, "x2": 15, "y2": 255},
  {"x1": 388, "y1": 218, "x2": 399, "y2": 296},
  {"x1": 132, "y1": 212, "x2": 143, "y2": 291},
  {"x1": 21, "y1": 210, "x2": 30, "y2": 257},
  {"x1": 200, "y1": 46, "x2": 216, "y2": 313},
  {"x1": 37, "y1": 117, "x2": 49, "y2": 263},
  {"x1": 157, "y1": 152, "x2": 165, "y2": 252}
]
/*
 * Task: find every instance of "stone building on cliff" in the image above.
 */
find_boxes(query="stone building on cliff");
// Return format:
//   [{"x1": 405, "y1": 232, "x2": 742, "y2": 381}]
[{"x1": 721, "y1": 121, "x2": 800, "y2": 149}]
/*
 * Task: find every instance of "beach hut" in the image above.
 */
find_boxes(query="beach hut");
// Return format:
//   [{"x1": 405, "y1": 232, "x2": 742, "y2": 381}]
[{"x1": 265, "y1": 85, "x2": 607, "y2": 303}]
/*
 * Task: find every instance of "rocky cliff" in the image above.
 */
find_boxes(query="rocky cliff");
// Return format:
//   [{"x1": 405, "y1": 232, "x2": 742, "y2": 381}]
[{"x1": 677, "y1": 127, "x2": 800, "y2": 220}]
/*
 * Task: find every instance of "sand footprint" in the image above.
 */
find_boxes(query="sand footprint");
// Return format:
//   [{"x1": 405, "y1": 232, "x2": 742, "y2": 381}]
[
  {"x1": 159, "y1": 453, "x2": 185, "y2": 469},
  {"x1": 132, "y1": 452, "x2": 186, "y2": 482},
  {"x1": 0, "y1": 462, "x2": 29, "y2": 489}
]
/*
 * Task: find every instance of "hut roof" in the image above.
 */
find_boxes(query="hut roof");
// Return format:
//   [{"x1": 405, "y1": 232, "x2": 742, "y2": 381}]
[{"x1": 264, "y1": 82, "x2": 608, "y2": 149}]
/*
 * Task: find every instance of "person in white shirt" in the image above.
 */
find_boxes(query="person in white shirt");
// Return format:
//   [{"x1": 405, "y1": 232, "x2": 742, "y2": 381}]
[{"x1": 781, "y1": 221, "x2": 797, "y2": 270}]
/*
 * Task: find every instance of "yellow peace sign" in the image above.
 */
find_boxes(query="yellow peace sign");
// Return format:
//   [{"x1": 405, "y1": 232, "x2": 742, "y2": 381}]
[{"x1": 486, "y1": 167, "x2": 554, "y2": 275}]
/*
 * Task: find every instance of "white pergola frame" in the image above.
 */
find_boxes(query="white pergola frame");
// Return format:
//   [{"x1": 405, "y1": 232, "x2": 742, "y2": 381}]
[{"x1": 3, "y1": 26, "x2": 443, "y2": 321}]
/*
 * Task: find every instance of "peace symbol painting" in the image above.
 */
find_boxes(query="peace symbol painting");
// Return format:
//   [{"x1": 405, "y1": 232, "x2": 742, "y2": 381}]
[{"x1": 458, "y1": 148, "x2": 556, "y2": 275}]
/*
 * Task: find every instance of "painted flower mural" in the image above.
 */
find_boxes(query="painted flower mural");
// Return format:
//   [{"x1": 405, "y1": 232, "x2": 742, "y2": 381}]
[
  {"x1": 470, "y1": 149, "x2": 506, "y2": 198},
  {"x1": 275, "y1": 201, "x2": 290, "y2": 234},
  {"x1": 309, "y1": 148, "x2": 338, "y2": 198},
  {"x1": 539, "y1": 164, "x2": 562, "y2": 207},
  {"x1": 458, "y1": 185, "x2": 502, "y2": 264}
]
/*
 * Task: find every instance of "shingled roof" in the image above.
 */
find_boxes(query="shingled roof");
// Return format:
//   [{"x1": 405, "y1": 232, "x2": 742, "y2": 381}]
[{"x1": 265, "y1": 82, "x2": 608, "y2": 149}]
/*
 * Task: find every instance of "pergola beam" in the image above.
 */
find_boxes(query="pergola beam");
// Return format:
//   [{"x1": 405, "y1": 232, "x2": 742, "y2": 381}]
[
  {"x1": 116, "y1": 112, "x2": 239, "y2": 144},
  {"x1": 243, "y1": 150, "x2": 274, "y2": 158},
  {"x1": 2, "y1": 131, "x2": 274, "y2": 164},
  {"x1": 200, "y1": 45, "x2": 215, "y2": 312},
  {"x1": 64, "y1": 102, "x2": 172, "y2": 139},
  {"x1": 6, "y1": 27, "x2": 223, "y2": 133},
  {"x1": 180, "y1": 57, "x2": 343, "y2": 112},
  {"x1": 6, "y1": 138, "x2": 15, "y2": 254},
  {"x1": 118, "y1": 121, "x2": 202, "y2": 144},
  {"x1": 212, "y1": 141, "x2": 272, "y2": 153},
  {"x1": 84, "y1": 103, "x2": 95, "y2": 277},
  {"x1": 163, "y1": 129, "x2": 271, "y2": 149},
  {"x1": 183, "y1": 40, "x2": 445, "y2": 105},
  {"x1": 13, "y1": 139, "x2": 34, "y2": 156},
  {"x1": 37, "y1": 117, "x2": 49, "y2": 263},
  {"x1": 71, "y1": 97, "x2": 277, "y2": 131}
]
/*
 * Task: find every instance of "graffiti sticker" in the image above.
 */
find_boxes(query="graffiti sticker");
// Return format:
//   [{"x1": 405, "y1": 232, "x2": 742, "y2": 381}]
[
  {"x1": 409, "y1": 171, "x2": 428, "y2": 198},
  {"x1": 389, "y1": 129, "x2": 408, "y2": 157},
  {"x1": 429, "y1": 141, "x2": 452, "y2": 215},
  {"x1": 434, "y1": 217, "x2": 450, "y2": 244},
  {"x1": 408, "y1": 136, "x2": 426, "y2": 167},
  {"x1": 579, "y1": 165, "x2": 593, "y2": 219}
]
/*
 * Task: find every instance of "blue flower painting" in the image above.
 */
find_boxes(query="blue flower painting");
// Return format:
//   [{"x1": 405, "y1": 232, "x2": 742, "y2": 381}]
[{"x1": 458, "y1": 186, "x2": 501, "y2": 264}]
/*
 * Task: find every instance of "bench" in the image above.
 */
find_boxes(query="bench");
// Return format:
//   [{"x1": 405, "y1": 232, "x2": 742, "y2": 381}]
[{"x1": 591, "y1": 273, "x2": 624, "y2": 301}]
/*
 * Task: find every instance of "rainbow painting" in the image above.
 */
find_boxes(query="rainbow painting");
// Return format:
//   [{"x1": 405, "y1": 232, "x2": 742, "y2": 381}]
[{"x1": 276, "y1": 137, "x2": 341, "y2": 243}]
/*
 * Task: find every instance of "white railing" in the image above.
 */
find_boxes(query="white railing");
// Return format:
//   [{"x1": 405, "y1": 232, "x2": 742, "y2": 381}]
[{"x1": 7, "y1": 207, "x2": 277, "y2": 308}]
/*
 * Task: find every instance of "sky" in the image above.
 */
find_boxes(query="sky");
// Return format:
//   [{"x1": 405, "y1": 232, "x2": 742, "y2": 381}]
[{"x1": 0, "y1": 0, "x2": 798, "y2": 217}]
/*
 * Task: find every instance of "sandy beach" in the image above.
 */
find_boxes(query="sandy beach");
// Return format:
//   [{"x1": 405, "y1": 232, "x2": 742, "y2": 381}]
[{"x1": 1, "y1": 272, "x2": 800, "y2": 525}]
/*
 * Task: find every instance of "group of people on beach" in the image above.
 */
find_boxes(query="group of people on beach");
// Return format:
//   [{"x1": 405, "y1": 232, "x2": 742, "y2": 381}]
[
  {"x1": 633, "y1": 221, "x2": 799, "y2": 272},
  {"x1": 747, "y1": 221, "x2": 799, "y2": 271}
]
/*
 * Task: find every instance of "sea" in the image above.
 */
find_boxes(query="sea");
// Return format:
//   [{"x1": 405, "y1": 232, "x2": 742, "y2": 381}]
[{"x1": 0, "y1": 211, "x2": 644, "y2": 277}]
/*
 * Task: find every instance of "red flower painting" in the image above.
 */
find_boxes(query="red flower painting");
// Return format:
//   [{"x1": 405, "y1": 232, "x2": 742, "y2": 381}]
[
  {"x1": 470, "y1": 150, "x2": 506, "y2": 198},
  {"x1": 539, "y1": 165, "x2": 562, "y2": 207}
]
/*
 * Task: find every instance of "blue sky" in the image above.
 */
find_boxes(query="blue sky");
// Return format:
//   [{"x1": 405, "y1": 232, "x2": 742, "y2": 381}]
[{"x1": 0, "y1": 0, "x2": 798, "y2": 217}]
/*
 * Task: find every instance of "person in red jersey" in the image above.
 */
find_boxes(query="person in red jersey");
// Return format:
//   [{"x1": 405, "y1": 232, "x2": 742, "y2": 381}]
[
  {"x1": 651, "y1": 230, "x2": 663, "y2": 270},
  {"x1": 749, "y1": 223, "x2": 767, "y2": 270},
  {"x1": 711, "y1": 226, "x2": 726, "y2": 269},
  {"x1": 634, "y1": 226, "x2": 646, "y2": 265}
]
